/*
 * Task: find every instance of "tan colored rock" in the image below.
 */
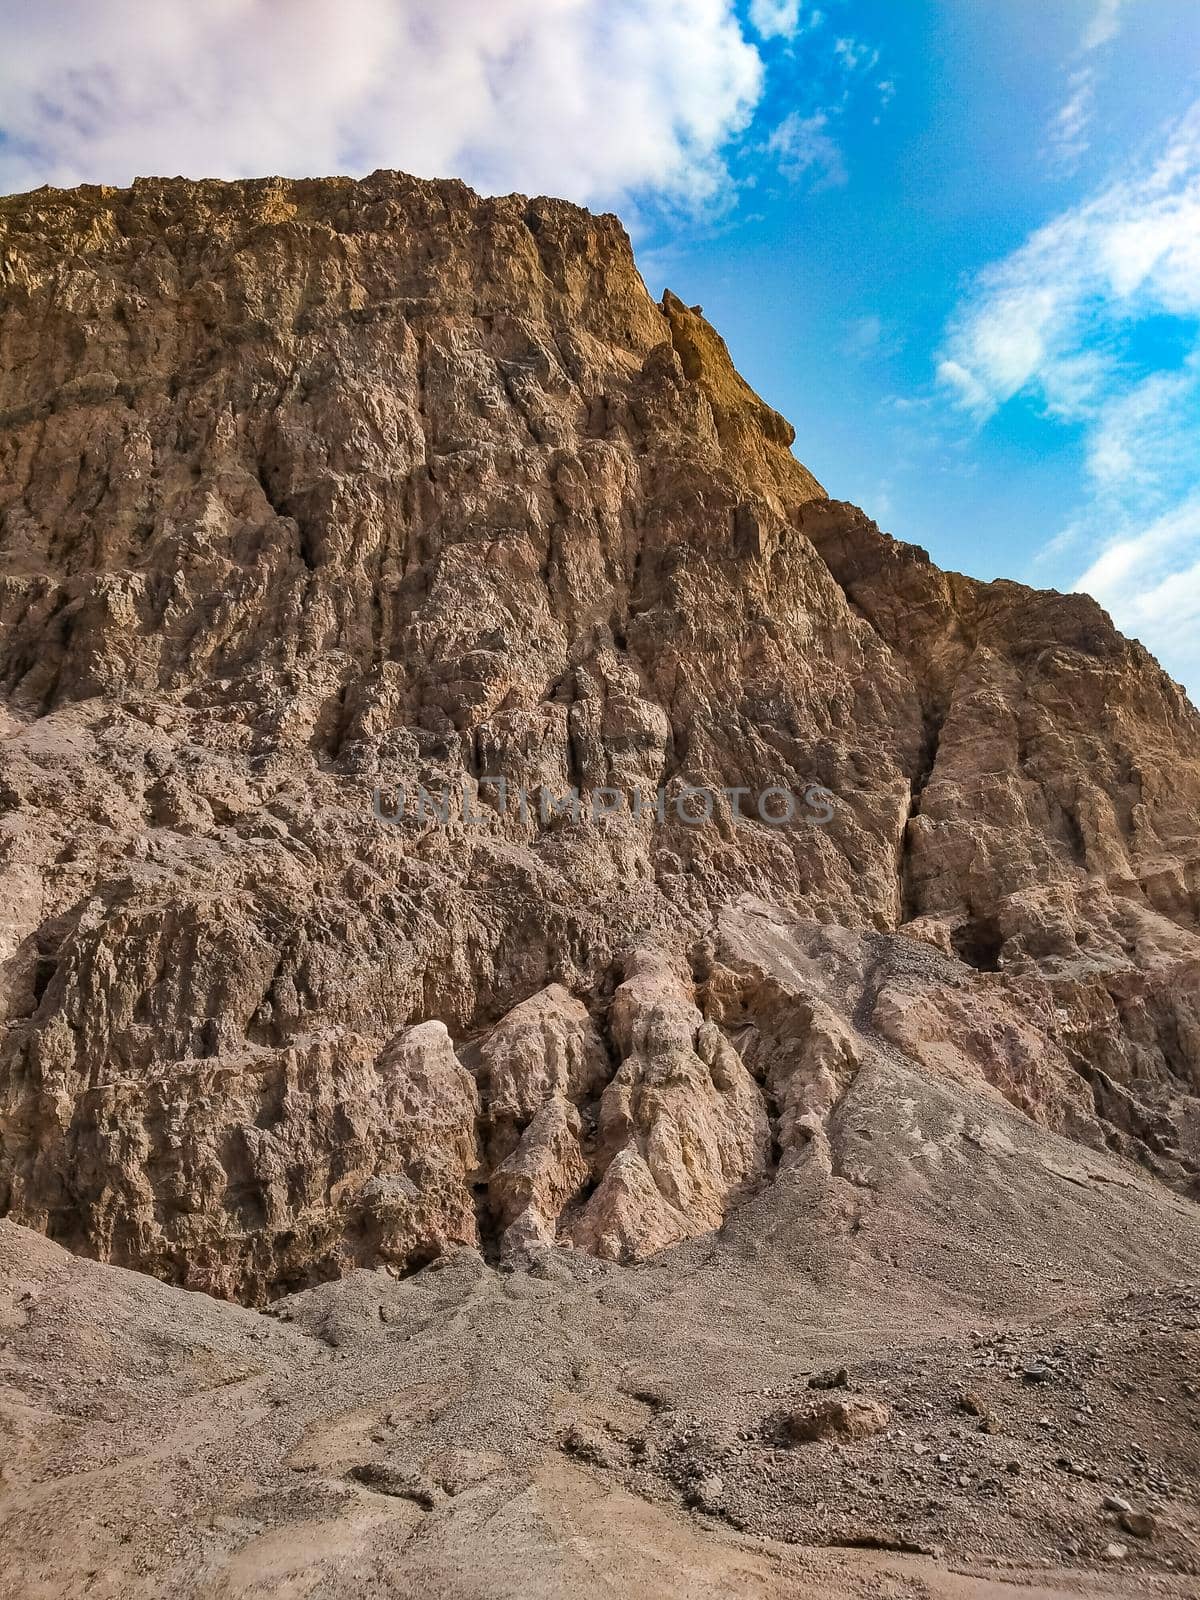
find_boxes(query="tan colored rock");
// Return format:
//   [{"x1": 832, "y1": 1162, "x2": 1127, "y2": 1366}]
[
  {"x1": 0, "y1": 171, "x2": 1197, "y2": 1303},
  {"x1": 570, "y1": 950, "x2": 770, "y2": 1260},
  {"x1": 490, "y1": 1098, "x2": 590, "y2": 1238},
  {"x1": 780, "y1": 1396, "x2": 892, "y2": 1443},
  {"x1": 476, "y1": 984, "x2": 609, "y2": 1161}
]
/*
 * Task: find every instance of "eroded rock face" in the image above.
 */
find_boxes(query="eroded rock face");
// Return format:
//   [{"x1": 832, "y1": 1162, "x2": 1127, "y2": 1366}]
[
  {"x1": 0, "y1": 171, "x2": 1198, "y2": 1301},
  {"x1": 569, "y1": 950, "x2": 771, "y2": 1261}
]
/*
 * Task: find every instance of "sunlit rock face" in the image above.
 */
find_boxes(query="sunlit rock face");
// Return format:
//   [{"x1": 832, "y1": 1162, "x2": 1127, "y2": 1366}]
[{"x1": 0, "y1": 172, "x2": 1197, "y2": 1302}]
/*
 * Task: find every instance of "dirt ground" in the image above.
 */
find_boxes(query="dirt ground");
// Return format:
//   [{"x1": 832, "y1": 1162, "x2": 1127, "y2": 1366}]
[{"x1": 3, "y1": 1196, "x2": 1197, "y2": 1598}]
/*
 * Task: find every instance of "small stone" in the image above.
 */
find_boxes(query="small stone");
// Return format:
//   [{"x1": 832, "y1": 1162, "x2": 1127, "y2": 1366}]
[
  {"x1": 1023, "y1": 1363, "x2": 1053, "y2": 1385},
  {"x1": 808, "y1": 1367, "x2": 850, "y2": 1391},
  {"x1": 1103, "y1": 1542, "x2": 1128, "y2": 1561},
  {"x1": 688, "y1": 1474, "x2": 725, "y2": 1512},
  {"x1": 1103, "y1": 1494, "x2": 1133, "y2": 1514},
  {"x1": 1119, "y1": 1510, "x2": 1156, "y2": 1540}
]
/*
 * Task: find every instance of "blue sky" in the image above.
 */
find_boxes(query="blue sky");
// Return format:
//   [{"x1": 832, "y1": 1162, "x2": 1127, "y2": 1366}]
[
  {"x1": 636, "y1": 0, "x2": 1200, "y2": 695},
  {"x1": 2, "y1": 0, "x2": 1198, "y2": 692}
]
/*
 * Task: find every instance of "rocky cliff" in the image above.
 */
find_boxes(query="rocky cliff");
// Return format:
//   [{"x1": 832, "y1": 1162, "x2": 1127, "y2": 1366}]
[{"x1": 1, "y1": 171, "x2": 1198, "y2": 1309}]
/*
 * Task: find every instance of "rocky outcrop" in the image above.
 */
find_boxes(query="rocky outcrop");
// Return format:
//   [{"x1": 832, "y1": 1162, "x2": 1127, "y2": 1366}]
[{"x1": 0, "y1": 171, "x2": 1198, "y2": 1302}]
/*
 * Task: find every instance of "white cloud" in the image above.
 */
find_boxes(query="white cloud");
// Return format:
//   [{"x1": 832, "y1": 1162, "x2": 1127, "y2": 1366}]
[
  {"x1": 1076, "y1": 498, "x2": 1200, "y2": 595},
  {"x1": 833, "y1": 37, "x2": 879, "y2": 74},
  {"x1": 940, "y1": 102, "x2": 1200, "y2": 418},
  {"x1": 935, "y1": 359, "x2": 992, "y2": 415},
  {"x1": 939, "y1": 99, "x2": 1200, "y2": 695},
  {"x1": 1046, "y1": 0, "x2": 1133, "y2": 171},
  {"x1": 758, "y1": 23, "x2": 887, "y2": 191},
  {"x1": 1049, "y1": 67, "x2": 1097, "y2": 173},
  {"x1": 844, "y1": 314, "x2": 882, "y2": 356},
  {"x1": 748, "y1": 0, "x2": 803, "y2": 39},
  {"x1": 1074, "y1": 497, "x2": 1200, "y2": 687},
  {"x1": 0, "y1": 0, "x2": 765, "y2": 211},
  {"x1": 766, "y1": 109, "x2": 846, "y2": 190},
  {"x1": 843, "y1": 312, "x2": 904, "y2": 365},
  {"x1": 1082, "y1": 0, "x2": 1127, "y2": 51},
  {"x1": 1085, "y1": 365, "x2": 1197, "y2": 493}
]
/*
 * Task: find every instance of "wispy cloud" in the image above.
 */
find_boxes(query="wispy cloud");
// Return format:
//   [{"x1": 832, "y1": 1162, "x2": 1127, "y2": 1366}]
[
  {"x1": 1050, "y1": 68, "x2": 1099, "y2": 174},
  {"x1": 842, "y1": 313, "x2": 905, "y2": 363},
  {"x1": 1075, "y1": 497, "x2": 1200, "y2": 675},
  {"x1": 1047, "y1": 0, "x2": 1131, "y2": 172},
  {"x1": 939, "y1": 101, "x2": 1200, "y2": 418},
  {"x1": 748, "y1": 0, "x2": 806, "y2": 40},
  {"x1": 767, "y1": 110, "x2": 846, "y2": 189},
  {"x1": 1082, "y1": 0, "x2": 1127, "y2": 51},
  {"x1": 938, "y1": 98, "x2": 1200, "y2": 691},
  {"x1": 761, "y1": 16, "x2": 888, "y2": 192},
  {"x1": 833, "y1": 37, "x2": 879, "y2": 74},
  {"x1": 844, "y1": 314, "x2": 883, "y2": 356},
  {"x1": 1085, "y1": 362, "x2": 1197, "y2": 494},
  {"x1": 0, "y1": 0, "x2": 768, "y2": 212}
]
